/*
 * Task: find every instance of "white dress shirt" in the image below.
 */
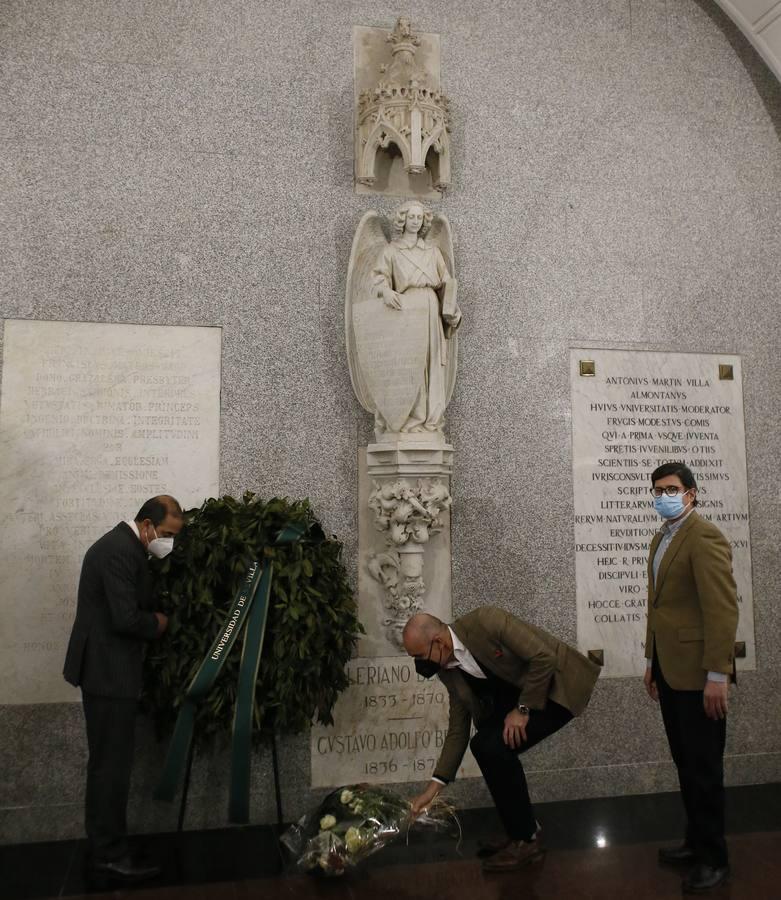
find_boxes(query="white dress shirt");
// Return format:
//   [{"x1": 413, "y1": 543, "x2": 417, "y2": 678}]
[{"x1": 444, "y1": 626, "x2": 486, "y2": 679}]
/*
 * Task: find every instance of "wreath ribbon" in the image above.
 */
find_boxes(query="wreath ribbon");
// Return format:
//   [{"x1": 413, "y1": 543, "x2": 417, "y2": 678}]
[{"x1": 154, "y1": 522, "x2": 307, "y2": 823}]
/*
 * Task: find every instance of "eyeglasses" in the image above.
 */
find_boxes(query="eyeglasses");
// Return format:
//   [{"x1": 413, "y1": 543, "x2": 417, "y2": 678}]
[{"x1": 650, "y1": 486, "x2": 689, "y2": 497}]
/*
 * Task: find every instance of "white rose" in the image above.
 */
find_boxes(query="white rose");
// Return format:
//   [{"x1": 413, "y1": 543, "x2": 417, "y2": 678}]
[
  {"x1": 345, "y1": 826, "x2": 363, "y2": 853},
  {"x1": 340, "y1": 789, "x2": 354, "y2": 805},
  {"x1": 319, "y1": 814, "x2": 337, "y2": 830}
]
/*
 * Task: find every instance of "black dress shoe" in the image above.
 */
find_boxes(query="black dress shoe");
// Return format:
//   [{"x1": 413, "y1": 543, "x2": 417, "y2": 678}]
[
  {"x1": 658, "y1": 844, "x2": 696, "y2": 865},
  {"x1": 683, "y1": 863, "x2": 729, "y2": 893},
  {"x1": 90, "y1": 856, "x2": 161, "y2": 882}
]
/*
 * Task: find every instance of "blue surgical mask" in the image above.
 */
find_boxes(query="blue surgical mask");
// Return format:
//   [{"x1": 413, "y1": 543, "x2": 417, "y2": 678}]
[{"x1": 653, "y1": 492, "x2": 689, "y2": 520}]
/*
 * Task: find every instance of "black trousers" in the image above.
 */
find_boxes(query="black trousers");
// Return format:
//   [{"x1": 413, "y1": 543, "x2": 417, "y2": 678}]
[
  {"x1": 82, "y1": 692, "x2": 138, "y2": 862},
  {"x1": 469, "y1": 699, "x2": 573, "y2": 841},
  {"x1": 653, "y1": 656, "x2": 728, "y2": 868}
]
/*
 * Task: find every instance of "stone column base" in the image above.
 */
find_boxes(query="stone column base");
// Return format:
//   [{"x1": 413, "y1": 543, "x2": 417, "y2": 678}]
[{"x1": 367, "y1": 436, "x2": 453, "y2": 478}]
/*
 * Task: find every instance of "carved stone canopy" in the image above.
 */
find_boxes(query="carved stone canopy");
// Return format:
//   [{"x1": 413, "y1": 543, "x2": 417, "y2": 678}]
[{"x1": 355, "y1": 17, "x2": 451, "y2": 196}]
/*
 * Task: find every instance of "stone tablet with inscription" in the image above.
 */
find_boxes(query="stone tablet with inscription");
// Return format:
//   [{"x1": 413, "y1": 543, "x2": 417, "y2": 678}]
[
  {"x1": 0, "y1": 320, "x2": 221, "y2": 704},
  {"x1": 570, "y1": 349, "x2": 755, "y2": 679},
  {"x1": 352, "y1": 302, "x2": 428, "y2": 433},
  {"x1": 310, "y1": 656, "x2": 479, "y2": 788}
]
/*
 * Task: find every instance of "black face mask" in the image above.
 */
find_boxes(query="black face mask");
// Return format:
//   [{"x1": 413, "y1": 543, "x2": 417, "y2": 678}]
[
  {"x1": 415, "y1": 658, "x2": 441, "y2": 679},
  {"x1": 414, "y1": 640, "x2": 442, "y2": 679}
]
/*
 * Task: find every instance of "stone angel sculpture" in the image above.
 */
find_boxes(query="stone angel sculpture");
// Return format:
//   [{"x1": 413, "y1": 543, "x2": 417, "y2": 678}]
[{"x1": 346, "y1": 202, "x2": 461, "y2": 440}]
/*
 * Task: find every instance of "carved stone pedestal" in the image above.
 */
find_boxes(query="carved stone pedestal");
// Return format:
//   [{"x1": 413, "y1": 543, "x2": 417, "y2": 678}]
[
  {"x1": 366, "y1": 435, "x2": 453, "y2": 478},
  {"x1": 358, "y1": 440, "x2": 453, "y2": 656}
]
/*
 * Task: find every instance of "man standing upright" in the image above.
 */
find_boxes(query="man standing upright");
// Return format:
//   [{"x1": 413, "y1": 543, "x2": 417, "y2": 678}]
[
  {"x1": 644, "y1": 462, "x2": 738, "y2": 894},
  {"x1": 402, "y1": 606, "x2": 600, "y2": 872},
  {"x1": 64, "y1": 495, "x2": 184, "y2": 882}
]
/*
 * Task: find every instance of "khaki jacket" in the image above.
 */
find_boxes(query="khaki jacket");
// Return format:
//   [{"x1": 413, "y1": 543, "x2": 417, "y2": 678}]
[
  {"x1": 644, "y1": 511, "x2": 738, "y2": 690},
  {"x1": 433, "y1": 606, "x2": 600, "y2": 782}
]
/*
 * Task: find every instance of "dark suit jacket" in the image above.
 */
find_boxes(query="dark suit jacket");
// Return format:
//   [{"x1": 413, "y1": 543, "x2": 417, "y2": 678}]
[
  {"x1": 644, "y1": 511, "x2": 738, "y2": 690},
  {"x1": 433, "y1": 606, "x2": 601, "y2": 782},
  {"x1": 63, "y1": 522, "x2": 160, "y2": 698}
]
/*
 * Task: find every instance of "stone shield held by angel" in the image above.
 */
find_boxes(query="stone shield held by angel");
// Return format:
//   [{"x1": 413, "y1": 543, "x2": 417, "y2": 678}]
[{"x1": 346, "y1": 202, "x2": 461, "y2": 440}]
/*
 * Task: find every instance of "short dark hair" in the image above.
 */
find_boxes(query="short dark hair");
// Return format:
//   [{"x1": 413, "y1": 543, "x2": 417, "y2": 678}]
[
  {"x1": 135, "y1": 495, "x2": 183, "y2": 526},
  {"x1": 650, "y1": 462, "x2": 698, "y2": 506}
]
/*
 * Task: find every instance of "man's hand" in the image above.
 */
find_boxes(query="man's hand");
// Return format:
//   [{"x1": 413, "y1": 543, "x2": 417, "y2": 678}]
[
  {"x1": 643, "y1": 666, "x2": 659, "y2": 702},
  {"x1": 410, "y1": 780, "x2": 443, "y2": 816},
  {"x1": 503, "y1": 708, "x2": 529, "y2": 749},
  {"x1": 703, "y1": 680, "x2": 729, "y2": 720},
  {"x1": 154, "y1": 612, "x2": 169, "y2": 637}
]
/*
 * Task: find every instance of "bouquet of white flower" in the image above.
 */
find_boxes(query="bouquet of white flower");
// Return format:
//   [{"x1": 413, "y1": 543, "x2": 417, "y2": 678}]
[{"x1": 281, "y1": 784, "x2": 458, "y2": 876}]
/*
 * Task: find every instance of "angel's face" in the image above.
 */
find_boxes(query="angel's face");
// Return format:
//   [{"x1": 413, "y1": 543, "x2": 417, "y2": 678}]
[{"x1": 404, "y1": 205, "x2": 424, "y2": 235}]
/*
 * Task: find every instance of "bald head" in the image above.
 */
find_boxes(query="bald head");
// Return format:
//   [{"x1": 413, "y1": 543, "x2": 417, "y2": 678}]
[
  {"x1": 158, "y1": 494, "x2": 182, "y2": 513},
  {"x1": 134, "y1": 494, "x2": 184, "y2": 549},
  {"x1": 135, "y1": 495, "x2": 183, "y2": 525},
  {"x1": 402, "y1": 613, "x2": 446, "y2": 655}
]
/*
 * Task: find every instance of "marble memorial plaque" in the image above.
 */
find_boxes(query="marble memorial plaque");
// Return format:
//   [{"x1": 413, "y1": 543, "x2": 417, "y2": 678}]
[
  {"x1": 311, "y1": 655, "x2": 478, "y2": 788},
  {"x1": 0, "y1": 320, "x2": 221, "y2": 704},
  {"x1": 570, "y1": 349, "x2": 755, "y2": 678}
]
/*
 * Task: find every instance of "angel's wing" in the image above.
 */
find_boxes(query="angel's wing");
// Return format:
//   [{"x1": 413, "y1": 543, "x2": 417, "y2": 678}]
[
  {"x1": 346, "y1": 211, "x2": 388, "y2": 413},
  {"x1": 427, "y1": 213, "x2": 459, "y2": 405}
]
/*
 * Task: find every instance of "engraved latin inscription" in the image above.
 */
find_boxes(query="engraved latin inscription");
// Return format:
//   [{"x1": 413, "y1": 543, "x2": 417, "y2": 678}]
[
  {"x1": 570, "y1": 350, "x2": 754, "y2": 679},
  {"x1": 0, "y1": 320, "x2": 221, "y2": 704},
  {"x1": 310, "y1": 657, "x2": 479, "y2": 787}
]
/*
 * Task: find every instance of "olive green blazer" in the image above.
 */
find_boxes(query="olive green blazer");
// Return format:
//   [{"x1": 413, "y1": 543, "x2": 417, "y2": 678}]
[
  {"x1": 432, "y1": 606, "x2": 600, "y2": 782},
  {"x1": 644, "y1": 511, "x2": 738, "y2": 691}
]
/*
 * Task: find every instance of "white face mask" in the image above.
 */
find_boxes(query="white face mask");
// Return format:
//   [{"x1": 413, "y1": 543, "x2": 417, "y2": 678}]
[{"x1": 147, "y1": 525, "x2": 174, "y2": 559}]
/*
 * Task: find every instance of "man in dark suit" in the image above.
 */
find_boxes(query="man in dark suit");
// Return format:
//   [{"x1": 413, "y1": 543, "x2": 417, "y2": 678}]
[
  {"x1": 64, "y1": 495, "x2": 183, "y2": 881},
  {"x1": 644, "y1": 462, "x2": 738, "y2": 894},
  {"x1": 403, "y1": 606, "x2": 600, "y2": 872}
]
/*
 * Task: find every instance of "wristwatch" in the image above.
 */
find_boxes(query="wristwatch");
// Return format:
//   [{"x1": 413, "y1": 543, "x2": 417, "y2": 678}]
[{"x1": 517, "y1": 703, "x2": 530, "y2": 716}]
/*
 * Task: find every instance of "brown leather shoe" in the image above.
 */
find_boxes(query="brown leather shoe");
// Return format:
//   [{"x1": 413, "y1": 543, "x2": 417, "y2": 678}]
[
  {"x1": 481, "y1": 839, "x2": 545, "y2": 872},
  {"x1": 477, "y1": 834, "x2": 511, "y2": 857},
  {"x1": 476, "y1": 835, "x2": 512, "y2": 858},
  {"x1": 477, "y1": 821, "x2": 542, "y2": 858}
]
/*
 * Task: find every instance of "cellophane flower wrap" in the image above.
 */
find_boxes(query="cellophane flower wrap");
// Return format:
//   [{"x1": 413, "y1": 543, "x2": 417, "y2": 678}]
[{"x1": 281, "y1": 784, "x2": 458, "y2": 876}]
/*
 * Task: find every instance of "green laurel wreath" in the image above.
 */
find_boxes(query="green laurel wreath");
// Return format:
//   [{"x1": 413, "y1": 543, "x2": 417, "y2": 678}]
[{"x1": 141, "y1": 492, "x2": 363, "y2": 743}]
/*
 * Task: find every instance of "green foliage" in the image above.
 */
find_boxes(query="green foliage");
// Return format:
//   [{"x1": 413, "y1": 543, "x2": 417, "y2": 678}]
[{"x1": 141, "y1": 492, "x2": 363, "y2": 743}]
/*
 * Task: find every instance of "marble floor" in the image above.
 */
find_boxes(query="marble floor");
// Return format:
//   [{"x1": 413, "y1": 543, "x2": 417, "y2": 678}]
[{"x1": 3, "y1": 784, "x2": 780, "y2": 900}]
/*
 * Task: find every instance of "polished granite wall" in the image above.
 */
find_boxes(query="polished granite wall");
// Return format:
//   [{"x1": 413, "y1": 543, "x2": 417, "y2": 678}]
[{"x1": 1, "y1": 0, "x2": 780, "y2": 843}]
